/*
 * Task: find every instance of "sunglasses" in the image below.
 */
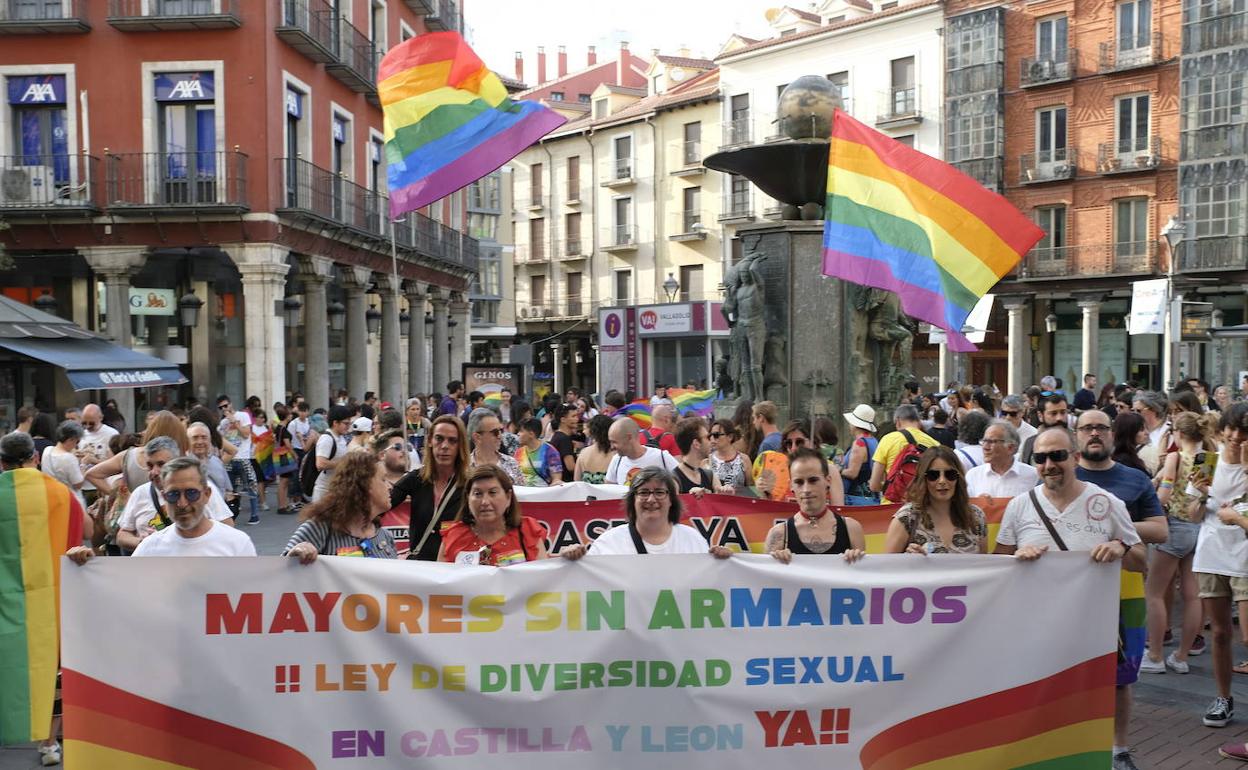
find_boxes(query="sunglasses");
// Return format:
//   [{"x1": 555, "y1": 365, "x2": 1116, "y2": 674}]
[
  {"x1": 1000, "y1": 410, "x2": 1019, "y2": 417},
  {"x1": 708, "y1": 432, "x2": 724, "y2": 439},
  {"x1": 477, "y1": 428, "x2": 504, "y2": 438},
  {"x1": 387, "y1": 444, "x2": 406, "y2": 452},
  {"x1": 164, "y1": 488, "x2": 203, "y2": 504},
  {"x1": 782, "y1": 438, "x2": 809, "y2": 449},
  {"x1": 925, "y1": 469, "x2": 960, "y2": 482},
  {"x1": 1033, "y1": 449, "x2": 1071, "y2": 465}
]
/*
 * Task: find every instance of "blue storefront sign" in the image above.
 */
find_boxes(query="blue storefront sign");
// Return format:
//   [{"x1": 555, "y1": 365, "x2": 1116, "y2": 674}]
[
  {"x1": 154, "y1": 71, "x2": 214, "y2": 101},
  {"x1": 285, "y1": 88, "x2": 302, "y2": 118},
  {"x1": 7, "y1": 75, "x2": 66, "y2": 105}
]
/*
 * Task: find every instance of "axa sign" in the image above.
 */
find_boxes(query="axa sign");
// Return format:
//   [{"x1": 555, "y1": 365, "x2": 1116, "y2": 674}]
[
  {"x1": 154, "y1": 72, "x2": 215, "y2": 102},
  {"x1": 7, "y1": 75, "x2": 66, "y2": 106}
]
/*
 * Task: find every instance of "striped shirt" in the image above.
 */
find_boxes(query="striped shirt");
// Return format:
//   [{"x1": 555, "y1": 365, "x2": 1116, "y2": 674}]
[{"x1": 283, "y1": 518, "x2": 398, "y2": 559}]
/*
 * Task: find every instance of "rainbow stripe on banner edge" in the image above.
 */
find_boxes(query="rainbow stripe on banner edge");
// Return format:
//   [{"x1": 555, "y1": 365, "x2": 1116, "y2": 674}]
[{"x1": 858, "y1": 654, "x2": 1116, "y2": 770}]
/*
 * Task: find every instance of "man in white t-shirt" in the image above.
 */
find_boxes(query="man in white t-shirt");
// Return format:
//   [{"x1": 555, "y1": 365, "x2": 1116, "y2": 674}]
[
  {"x1": 114, "y1": 437, "x2": 235, "y2": 552},
  {"x1": 604, "y1": 418, "x2": 675, "y2": 485},
  {"x1": 288, "y1": 401, "x2": 313, "y2": 453},
  {"x1": 218, "y1": 397, "x2": 253, "y2": 461},
  {"x1": 77, "y1": 403, "x2": 118, "y2": 501},
  {"x1": 313, "y1": 405, "x2": 354, "y2": 500},
  {"x1": 68, "y1": 456, "x2": 254, "y2": 562}
]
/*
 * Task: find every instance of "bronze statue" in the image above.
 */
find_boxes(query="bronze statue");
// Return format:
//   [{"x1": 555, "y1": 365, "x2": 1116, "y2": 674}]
[{"x1": 722, "y1": 236, "x2": 768, "y2": 401}]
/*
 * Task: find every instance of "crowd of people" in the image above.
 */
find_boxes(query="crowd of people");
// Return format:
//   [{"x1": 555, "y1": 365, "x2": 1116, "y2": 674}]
[{"x1": 7, "y1": 371, "x2": 1248, "y2": 767}]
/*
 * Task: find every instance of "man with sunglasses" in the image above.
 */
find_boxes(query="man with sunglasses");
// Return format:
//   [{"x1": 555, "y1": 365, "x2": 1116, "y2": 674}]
[
  {"x1": 999, "y1": 395, "x2": 1036, "y2": 460},
  {"x1": 1019, "y1": 393, "x2": 1071, "y2": 466},
  {"x1": 995, "y1": 425, "x2": 1146, "y2": 770},
  {"x1": 68, "y1": 457, "x2": 254, "y2": 562},
  {"x1": 113, "y1": 437, "x2": 236, "y2": 553}
]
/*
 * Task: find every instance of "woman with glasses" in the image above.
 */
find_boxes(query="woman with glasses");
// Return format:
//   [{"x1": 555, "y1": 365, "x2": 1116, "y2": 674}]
[
  {"x1": 569, "y1": 467, "x2": 733, "y2": 557},
  {"x1": 883, "y1": 446, "x2": 987, "y2": 555},
  {"x1": 754, "y1": 421, "x2": 845, "y2": 504},
  {"x1": 438, "y1": 465, "x2": 556, "y2": 565},
  {"x1": 574, "y1": 414, "x2": 616, "y2": 485},
  {"x1": 283, "y1": 451, "x2": 399, "y2": 562},
  {"x1": 709, "y1": 419, "x2": 753, "y2": 491},
  {"x1": 466, "y1": 407, "x2": 524, "y2": 485}
]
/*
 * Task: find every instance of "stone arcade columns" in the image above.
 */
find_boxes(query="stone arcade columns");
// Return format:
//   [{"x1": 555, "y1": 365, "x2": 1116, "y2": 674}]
[
  {"x1": 429, "y1": 288, "x2": 450, "y2": 393},
  {"x1": 1077, "y1": 293, "x2": 1104, "y2": 385},
  {"x1": 375, "y1": 273, "x2": 402, "y2": 405},
  {"x1": 404, "y1": 281, "x2": 428, "y2": 396},
  {"x1": 1002, "y1": 296, "x2": 1030, "y2": 396},
  {"x1": 297, "y1": 256, "x2": 334, "y2": 410},
  {"x1": 341, "y1": 266, "x2": 372, "y2": 400},
  {"x1": 449, "y1": 291, "x2": 470, "y2": 380},
  {"x1": 228, "y1": 244, "x2": 291, "y2": 409},
  {"x1": 82, "y1": 246, "x2": 148, "y2": 428}
]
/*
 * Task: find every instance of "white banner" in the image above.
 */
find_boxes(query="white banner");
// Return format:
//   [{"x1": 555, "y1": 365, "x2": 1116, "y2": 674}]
[
  {"x1": 62, "y1": 554, "x2": 1119, "y2": 768},
  {"x1": 1129, "y1": 278, "x2": 1168, "y2": 335},
  {"x1": 514, "y1": 481, "x2": 627, "y2": 502}
]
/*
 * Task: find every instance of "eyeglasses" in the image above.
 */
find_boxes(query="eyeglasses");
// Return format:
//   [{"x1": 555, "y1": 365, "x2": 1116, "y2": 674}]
[
  {"x1": 708, "y1": 432, "x2": 724, "y2": 439},
  {"x1": 1000, "y1": 410, "x2": 1019, "y2": 418},
  {"x1": 163, "y1": 488, "x2": 202, "y2": 504},
  {"x1": 635, "y1": 489, "x2": 669, "y2": 499},
  {"x1": 477, "y1": 428, "x2": 504, "y2": 438},
  {"x1": 979, "y1": 438, "x2": 1008, "y2": 447},
  {"x1": 924, "y1": 469, "x2": 960, "y2": 482},
  {"x1": 1076, "y1": 424, "x2": 1112, "y2": 434},
  {"x1": 782, "y1": 438, "x2": 809, "y2": 449},
  {"x1": 1032, "y1": 449, "x2": 1071, "y2": 465}
]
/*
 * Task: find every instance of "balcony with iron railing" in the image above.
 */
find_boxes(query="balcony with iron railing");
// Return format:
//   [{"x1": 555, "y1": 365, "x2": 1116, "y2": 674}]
[
  {"x1": 600, "y1": 157, "x2": 635, "y2": 187},
  {"x1": 108, "y1": 0, "x2": 242, "y2": 30},
  {"x1": 602, "y1": 224, "x2": 639, "y2": 252},
  {"x1": 391, "y1": 211, "x2": 478, "y2": 272},
  {"x1": 106, "y1": 150, "x2": 247, "y2": 211},
  {"x1": 399, "y1": 0, "x2": 434, "y2": 16},
  {"x1": 669, "y1": 210, "x2": 708, "y2": 241},
  {"x1": 1099, "y1": 32, "x2": 1163, "y2": 72},
  {"x1": 275, "y1": 0, "x2": 336, "y2": 63},
  {"x1": 1183, "y1": 12, "x2": 1248, "y2": 54},
  {"x1": 514, "y1": 242, "x2": 549, "y2": 265},
  {"x1": 325, "y1": 13, "x2": 377, "y2": 93},
  {"x1": 721, "y1": 117, "x2": 753, "y2": 149},
  {"x1": 557, "y1": 236, "x2": 588, "y2": 260},
  {"x1": 1020, "y1": 50, "x2": 1077, "y2": 87},
  {"x1": 0, "y1": 0, "x2": 89, "y2": 33},
  {"x1": 275, "y1": 156, "x2": 392, "y2": 237},
  {"x1": 523, "y1": 192, "x2": 548, "y2": 212},
  {"x1": 1182, "y1": 124, "x2": 1248, "y2": 161},
  {"x1": 670, "y1": 140, "x2": 704, "y2": 176},
  {"x1": 562, "y1": 296, "x2": 585, "y2": 318},
  {"x1": 424, "y1": 0, "x2": 459, "y2": 32},
  {"x1": 1018, "y1": 242, "x2": 1158, "y2": 279},
  {"x1": 1020, "y1": 148, "x2": 1078, "y2": 184},
  {"x1": 0, "y1": 153, "x2": 99, "y2": 213},
  {"x1": 876, "y1": 86, "x2": 922, "y2": 128},
  {"x1": 1179, "y1": 236, "x2": 1248, "y2": 272},
  {"x1": 1097, "y1": 136, "x2": 1162, "y2": 174},
  {"x1": 945, "y1": 63, "x2": 1004, "y2": 97},
  {"x1": 719, "y1": 191, "x2": 754, "y2": 222}
]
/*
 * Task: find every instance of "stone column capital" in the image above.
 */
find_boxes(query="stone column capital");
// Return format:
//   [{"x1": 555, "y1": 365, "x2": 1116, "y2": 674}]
[
  {"x1": 403, "y1": 280, "x2": 427, "y2": 301},
  {"x1": 296, "y1": 255, "x2": 335, "y2": 283},
  {"x1": 374, "y1": 273, "x2": 402, "y2": 295},
  {"x1": 236, "y1": 261, "x2": 291, "y2": 282},
  {"x1": 429, "y1": 291, "x2": 450, "y2": 308},
  {"x1": 80, "y1": 246, "x2": 147, "y2": 277},
  {"x1": 1075, "y1": 293, "x2": 1105, "y2": 309},
  {"x1": 1000, "y1": 295, "x2": 1030, "y2": 312},
  {"x1": 339, "y1": 265, "x2": 373, "y2": 291},
  {"x1": 223, "y1": 242, "x2": 289, "y2": 270}
]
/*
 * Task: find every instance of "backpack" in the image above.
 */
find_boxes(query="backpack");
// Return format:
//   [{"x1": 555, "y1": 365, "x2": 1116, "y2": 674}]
[
  {"x1": 299, "y1": 435, "x2": 337, "y2": 497},
  {"x1": 884, "y1": 430, "x2": 924, "y2": 502},
  {"x1": 644, "y1": 429, "x2": 670, "y2": 450}
]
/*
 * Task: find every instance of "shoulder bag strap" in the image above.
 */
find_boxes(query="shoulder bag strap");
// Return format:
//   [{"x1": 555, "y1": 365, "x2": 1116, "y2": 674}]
[
  {"x1": 1028, "y1": 489, "x2": 1068, "y2": 551},
  {"x1": 410, "y1": 480, "x2": 456, "y2": 559},
  {"x1": 627, "y1": 523, "x2": 649, "y2": 554},
  {"x1": 149, "y1": 483, "x2": 171, "y2": 528}
]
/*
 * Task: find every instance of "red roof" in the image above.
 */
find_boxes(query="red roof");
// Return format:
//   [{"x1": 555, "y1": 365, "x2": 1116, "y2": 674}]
[
  {"x1": 785, "y1": 6, "x2": 822, "y2": 22},
  {"x1": 654, "y1": 54, "x2": 716, "y2": 69},
  {"x1": 717, "y1": 0, "x2": 943, "y2": 60}
]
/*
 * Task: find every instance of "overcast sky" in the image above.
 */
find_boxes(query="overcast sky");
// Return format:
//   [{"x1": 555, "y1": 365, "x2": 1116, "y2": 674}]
[{"x1": 465, "y1": 0, "x2": 776, "y2": 82}]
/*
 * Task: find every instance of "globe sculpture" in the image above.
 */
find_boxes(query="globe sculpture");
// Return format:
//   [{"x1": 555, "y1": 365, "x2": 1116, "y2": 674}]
[{"x1": 776, "y1": 75, "x2": 841, "y2": 140}]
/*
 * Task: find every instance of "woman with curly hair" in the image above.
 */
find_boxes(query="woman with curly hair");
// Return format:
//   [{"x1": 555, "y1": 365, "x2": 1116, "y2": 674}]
[
  {"x1": 283, "y1": 451, "x2": 398, "y2": 562},
  {"x1": 883, "y1": 445, "x2": 987, "y2": 554}
]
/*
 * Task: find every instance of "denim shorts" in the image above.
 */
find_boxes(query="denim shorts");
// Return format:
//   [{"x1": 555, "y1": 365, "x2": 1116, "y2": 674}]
[{"x1": 1156, "y1": 517, "x2": 1200, "y2": 559}]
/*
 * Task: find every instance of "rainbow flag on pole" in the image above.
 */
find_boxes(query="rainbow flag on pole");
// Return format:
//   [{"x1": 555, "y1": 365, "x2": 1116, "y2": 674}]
[
  {"x1": 0, "y1": 469, "x2": 82, "y2": 743},
  {"x1": 379, "y1": 31, "x2": 566, "y2": 218},
  {"x1": 668, "y1": 388, "x2": 718, "y2": 417},
  {"x1": 821, "y1": 109, "x2": 1044, "y2": 351}
]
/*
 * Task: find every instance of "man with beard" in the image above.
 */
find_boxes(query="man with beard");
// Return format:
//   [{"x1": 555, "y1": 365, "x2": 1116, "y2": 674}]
[
  {"x1": 1073, "y1": 409, "x2": 1167, "y2": 770},
  {"x1": 995, "y1": 424, "x2": 1149, "y2": 770}
]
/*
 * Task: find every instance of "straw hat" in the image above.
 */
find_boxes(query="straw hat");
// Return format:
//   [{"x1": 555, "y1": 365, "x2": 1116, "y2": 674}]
[{"x1": 843, "y1": 404, "x2": 877, "y2": 432}]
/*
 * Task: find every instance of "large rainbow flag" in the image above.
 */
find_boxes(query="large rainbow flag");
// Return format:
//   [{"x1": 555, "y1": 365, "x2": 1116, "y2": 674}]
[
  {"x1": 0, "y1": 468, "x2": 83, "y2": 743},
  {"x1": 821, "y1": 109, "x2": 1044, "y2": 351},
  {"x1": 668, "y1": 388, "x2": 718, "y2": 417},
  {"x1": 379, "y1": 31, "x2": 566, "y2": 217}
]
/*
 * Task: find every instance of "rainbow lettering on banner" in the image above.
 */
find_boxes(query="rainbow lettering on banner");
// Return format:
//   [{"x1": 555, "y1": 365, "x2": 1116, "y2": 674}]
[
  {"x1": 379, "y1": 31, "x2": 566, "y2": 218},
  {"x1": 0, "y1": 469, "x2": 81, "y2": 744},
  {"x1": 821, "y1": 109, "x2": 1044, "y2": 351}
]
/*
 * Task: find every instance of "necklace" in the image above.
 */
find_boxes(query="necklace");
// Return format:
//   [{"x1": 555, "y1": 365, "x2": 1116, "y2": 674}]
[{"x1": 801, "y1": 509, "x2": 830, "y2": 527}]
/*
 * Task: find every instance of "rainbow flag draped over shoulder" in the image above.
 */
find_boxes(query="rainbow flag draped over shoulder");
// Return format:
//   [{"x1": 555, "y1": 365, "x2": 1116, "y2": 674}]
[
  {"x1": 821, "y1": 109, "x2": 1044, "y2": 352},
  {"x1": 379, "y1": 31, "x2": 567, "y2": 218},
  {"x1": 668, "y1": 388, "x2": 718, "y2": 417},
  {"x1": 0, "y1": 469, "x2": 82, "y2": 743}
]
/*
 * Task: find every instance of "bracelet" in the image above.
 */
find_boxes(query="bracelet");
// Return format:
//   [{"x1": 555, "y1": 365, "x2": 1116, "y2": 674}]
[{"x1": 1159, "y1": 480, "x2": 1174, "y2": 490}]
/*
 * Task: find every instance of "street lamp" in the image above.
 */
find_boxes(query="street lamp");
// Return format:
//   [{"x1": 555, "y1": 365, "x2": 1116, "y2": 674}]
[
  {"x1": 399, "y1": 310, "x2": 411, "y2": 337},
  {"x1": 327, "y1": 300, "x2": 346, "y2": 332},
  {"x1": 366, "y1": 304, "x2": 382, "y2": 337},
  {"x1": 663, "y1": 272, "x2": 680, "y2": 303},
  {"x1": 33, "y1": 290, "x2": 58, "y2": 316},
  {"x1": 177, "y1": 289, "x2": 203, "y2": 328},
  {"x1": 282, "y1": 296, "x2": 303, "y2": 329},
  {"x1": 424, "y1": 312, "x2": 434, "y2": 328},
  {"x1": 1161, "y1": 215, "x2": 1187, "y2": 390},
  {"x1": 1044, "y1": 312, "x2": 1058, "y2": 334}
]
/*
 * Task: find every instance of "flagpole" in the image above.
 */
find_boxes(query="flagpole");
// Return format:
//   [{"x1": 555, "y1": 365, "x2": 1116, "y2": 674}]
[{"x1": 390, "y1": 213, "x2": 412, "y2": 470}]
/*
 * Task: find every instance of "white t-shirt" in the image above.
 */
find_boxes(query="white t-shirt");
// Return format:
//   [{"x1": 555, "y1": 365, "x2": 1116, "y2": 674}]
[
  {"x1": 954, "y1": 444, "x2": 985, "y2": 471},
  {"x1": 313, "y1": 431, "x2": 351, "y2": 500},
  {"x1": 965, "y1": 460, "x2": 1040, "y2": 499},
  {"x1": 1193, "y1": 451, "x2": 1248, "y2": 578},
  {"x1": 79, "y1": 424, "x2": 118, "y2": 491},
  {"x1": 604, "y1": 447, "x2": 677, "y2": 485},
  {"x1": 996, "y1": 481, "x2": 1141, "y2": 552},
  {"x1": 41, "y1": 446, "x2": 85, "y2": 505},
  {"x1": 289, "y1": 417, "x2": 312, "y2": 451},
  {"x1": 117, "y1": 480, "x2": 234, "y2": 539},
  {"x1": 221, "y1": 411, "x2": 254, "y2": 460},
  {"x1": 132, "y1": 520, "x2": 256, "y2": 557},
  {"x1": 589, "y1": 522, "x2": 709, "y2": 555}
]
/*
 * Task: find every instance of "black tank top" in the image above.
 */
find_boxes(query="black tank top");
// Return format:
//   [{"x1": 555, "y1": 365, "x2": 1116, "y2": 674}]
[
  {"x1": 674, "y1": 464, "x2": 714, "y2": 494},
  {"x1": 785, "y1": 512, "x2": 851, "y2": 555}
]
